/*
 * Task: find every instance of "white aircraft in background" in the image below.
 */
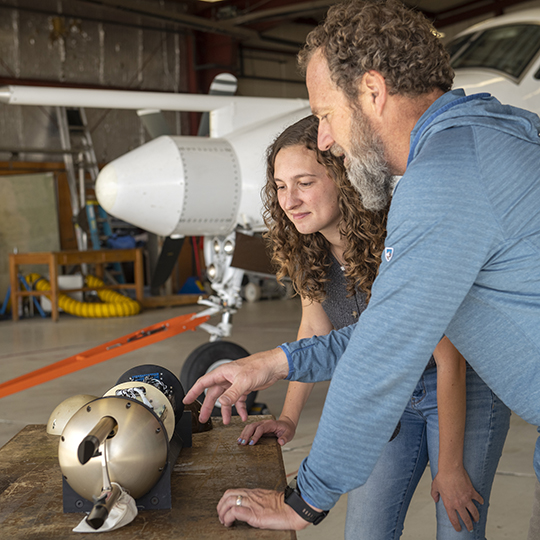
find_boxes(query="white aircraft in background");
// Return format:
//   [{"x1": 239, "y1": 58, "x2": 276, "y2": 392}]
[
  {"x1": 446, "y1": 8, "x2": 540, "y2": 113},
  {"x1": 2, "y1": 8, "x2": 540, "y2": 396},
  {"x1": 0, "y1": 74, "x2": 310, "y2": 399}
]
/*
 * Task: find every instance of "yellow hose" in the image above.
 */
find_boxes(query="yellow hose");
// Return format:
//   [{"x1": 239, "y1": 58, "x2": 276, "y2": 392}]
[{"x1": 26, "y1": 274, "x2": 141, "y2": 318}]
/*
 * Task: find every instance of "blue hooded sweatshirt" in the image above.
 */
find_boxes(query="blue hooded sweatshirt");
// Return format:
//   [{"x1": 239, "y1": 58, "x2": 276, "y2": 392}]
[{"x1": 280, "y1": 89, "x2": 540, "y2": 510}]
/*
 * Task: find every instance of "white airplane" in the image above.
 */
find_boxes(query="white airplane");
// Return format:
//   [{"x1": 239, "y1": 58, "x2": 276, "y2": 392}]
[
  {"x1": 0, "y1": 74, "x2": 311, "y2": 397},
  {"x1": 2, "y1": 8, "x2": 540, "y2": 394},
  {"x1": 446, "y1": 8, "x2": 540, "y2": 113}
]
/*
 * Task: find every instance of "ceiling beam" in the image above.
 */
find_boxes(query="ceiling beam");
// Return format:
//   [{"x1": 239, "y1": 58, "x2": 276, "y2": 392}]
[
  {"x1": 81, "y1": 0, "x2": 259, "y2": 39},
  {"x1": 424, "y1": 0, "x2": 534, "y2": 28},
  {"x1": 80, "y1": 0, "x2": 304, "y2": 51},
  {"x1": 229, "y1": 0, "x2": 333, "y2": 26}
]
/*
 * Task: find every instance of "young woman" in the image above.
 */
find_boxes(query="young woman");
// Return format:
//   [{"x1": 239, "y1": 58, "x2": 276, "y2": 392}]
[{"x1": 238, "y1": 115, "x2": 511, "y2": 539}]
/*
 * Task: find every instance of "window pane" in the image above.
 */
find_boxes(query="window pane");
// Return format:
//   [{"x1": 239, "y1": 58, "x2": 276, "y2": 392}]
[
  {"x1": 446, "y1": 34, "x2": 473, "y2": 59},
  {"x1": 449, "y1": 24, "x2": 540, "y2": 79}
]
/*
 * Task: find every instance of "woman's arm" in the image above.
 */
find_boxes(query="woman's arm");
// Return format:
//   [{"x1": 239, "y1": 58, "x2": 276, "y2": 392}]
[
  {"x1": 238, "y1": 298, "x2": 333, "y2": 446},
  {"x1": 431, "y1": 336, "x2": 484, "y2": 532}
]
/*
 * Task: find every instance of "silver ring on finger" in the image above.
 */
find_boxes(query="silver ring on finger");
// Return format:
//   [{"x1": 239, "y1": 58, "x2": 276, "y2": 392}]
[{"x1": 236, "y1": 495, "x2": 243, "y2": 507}]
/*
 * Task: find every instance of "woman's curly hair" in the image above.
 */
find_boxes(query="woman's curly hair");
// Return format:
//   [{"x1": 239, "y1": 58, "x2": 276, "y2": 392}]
[
  {"x1": 263, "y1": 115, "x2": 387, "y2": 303},
  {"x1": 298, "y1": 0, "x2": 454, "y2": 102}
]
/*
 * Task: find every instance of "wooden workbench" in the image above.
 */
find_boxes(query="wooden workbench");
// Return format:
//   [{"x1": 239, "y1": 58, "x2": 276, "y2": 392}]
[{"x1": 0, "y1": 417, "x2": 296, "y2": 539}]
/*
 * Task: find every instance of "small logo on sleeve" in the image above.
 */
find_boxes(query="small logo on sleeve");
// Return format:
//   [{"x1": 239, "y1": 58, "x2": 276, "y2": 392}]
[{"x1": 384, "y1": 247, "x2": 394, "y2": 262}]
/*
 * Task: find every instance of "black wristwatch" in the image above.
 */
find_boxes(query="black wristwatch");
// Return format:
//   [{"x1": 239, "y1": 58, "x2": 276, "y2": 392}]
[{"x1": 284, "y1": 477, "x2": 329, "y2": 525}]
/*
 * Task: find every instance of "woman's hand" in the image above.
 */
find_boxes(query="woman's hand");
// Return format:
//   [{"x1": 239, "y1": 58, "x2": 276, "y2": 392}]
[
  {"x1": 431, "y1": 466, "x2": 484, "y2": 532},
  {"x1": 238, "y1": 417, "x2": 297, "y2": 446}
]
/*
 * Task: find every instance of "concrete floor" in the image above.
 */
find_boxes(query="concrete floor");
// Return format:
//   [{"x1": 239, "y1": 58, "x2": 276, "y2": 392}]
[{"x1": 0, "y1": 298, "x2": 537, "y2": 538}]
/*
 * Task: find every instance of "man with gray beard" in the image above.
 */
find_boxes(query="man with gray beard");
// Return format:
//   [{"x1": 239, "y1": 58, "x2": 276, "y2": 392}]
[
  {"x1": 337, "y1": 106, "x2": 394, "y2": 212},
  {"x1": 184, "y1": 0, "x2": 540, "y2": 536}
]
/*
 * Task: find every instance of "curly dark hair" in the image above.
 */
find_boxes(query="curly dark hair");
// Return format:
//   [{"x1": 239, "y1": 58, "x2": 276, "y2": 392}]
[
  {"x1": 298, "y1": 0, "x2": 454, "y2": 101},
  {"x1": 263, "y1": 115, "x2": 387, "y2": 302}
]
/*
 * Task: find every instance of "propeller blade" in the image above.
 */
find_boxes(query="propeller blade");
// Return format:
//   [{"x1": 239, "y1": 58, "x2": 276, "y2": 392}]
[
  {"x1": 197, "y1": 73, "x2": 238, "y2": 137},
  {"x1": 137, "y1": 108, "x2": 171, "y2": 138},
  {"x1": 150, "y1": 236, "x2": 185, "y2": 295}
]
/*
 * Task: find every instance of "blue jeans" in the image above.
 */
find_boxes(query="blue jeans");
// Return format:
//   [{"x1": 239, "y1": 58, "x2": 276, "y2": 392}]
[
  {"x1": 529, "y1": 431, "x2": 540, "y2": 539},
  {"x1": 345, "y1": 367, "x2": 511, "y2": 540}
]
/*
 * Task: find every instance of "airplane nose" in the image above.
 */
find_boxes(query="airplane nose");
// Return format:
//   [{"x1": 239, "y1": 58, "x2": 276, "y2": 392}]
[
  {"x1": 95, "y1": 163, "x2": 117, "y2": 213},
  {"x1": 95, "y1": 135, "x2": 241, "y2": 237},
  {"x1": 95, "y1": 136, "x2": 185, "y2": 236}
]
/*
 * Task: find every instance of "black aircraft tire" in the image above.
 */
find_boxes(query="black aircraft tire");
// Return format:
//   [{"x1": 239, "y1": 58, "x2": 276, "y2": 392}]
[{"x1": 180, "y1": 341, "x2": 257, "y2": 416}]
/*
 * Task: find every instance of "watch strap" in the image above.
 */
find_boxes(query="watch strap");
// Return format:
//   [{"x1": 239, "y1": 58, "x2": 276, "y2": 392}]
[{"x1": 284, "y1": 477, "x2": 329, "y2": 525}]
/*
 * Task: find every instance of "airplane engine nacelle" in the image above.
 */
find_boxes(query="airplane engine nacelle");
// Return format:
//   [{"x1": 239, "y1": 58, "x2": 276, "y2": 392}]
[
  {"x1": 96, "y1": 135, "x2": 241, "y2": 237},
  {"x1": 95, "y1": 106, "x2": 311, "y2": 237}
]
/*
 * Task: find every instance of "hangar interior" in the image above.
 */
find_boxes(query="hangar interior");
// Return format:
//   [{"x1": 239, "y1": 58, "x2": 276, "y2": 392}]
[{"x1": 1, "y1": 0, "x2": 540, "y2": 538}]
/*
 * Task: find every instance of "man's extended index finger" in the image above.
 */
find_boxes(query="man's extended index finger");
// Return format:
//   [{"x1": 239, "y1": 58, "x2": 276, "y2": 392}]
[{"x1": 183, "y1": 376, "x2": 212, "y2": 404}]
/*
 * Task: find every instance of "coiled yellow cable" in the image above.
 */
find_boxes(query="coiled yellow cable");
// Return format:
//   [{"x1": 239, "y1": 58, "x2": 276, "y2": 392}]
[{"x1": 26, "y1": 273, "x2": 141, "y2": 318}]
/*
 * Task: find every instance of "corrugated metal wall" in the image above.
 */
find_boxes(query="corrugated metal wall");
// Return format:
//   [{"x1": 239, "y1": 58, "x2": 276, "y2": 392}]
[{"x1": 0, "y1": 0, "x2": 189, "y2": 164}]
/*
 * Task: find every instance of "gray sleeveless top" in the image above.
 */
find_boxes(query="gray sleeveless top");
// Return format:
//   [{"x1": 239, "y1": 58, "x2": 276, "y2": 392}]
[
  {"x1": 321, "y1": 256, "x2": 436, "y2": 370},
  {"x1": 321, "y1": 256, "x2": 367, "y2": 330}
]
